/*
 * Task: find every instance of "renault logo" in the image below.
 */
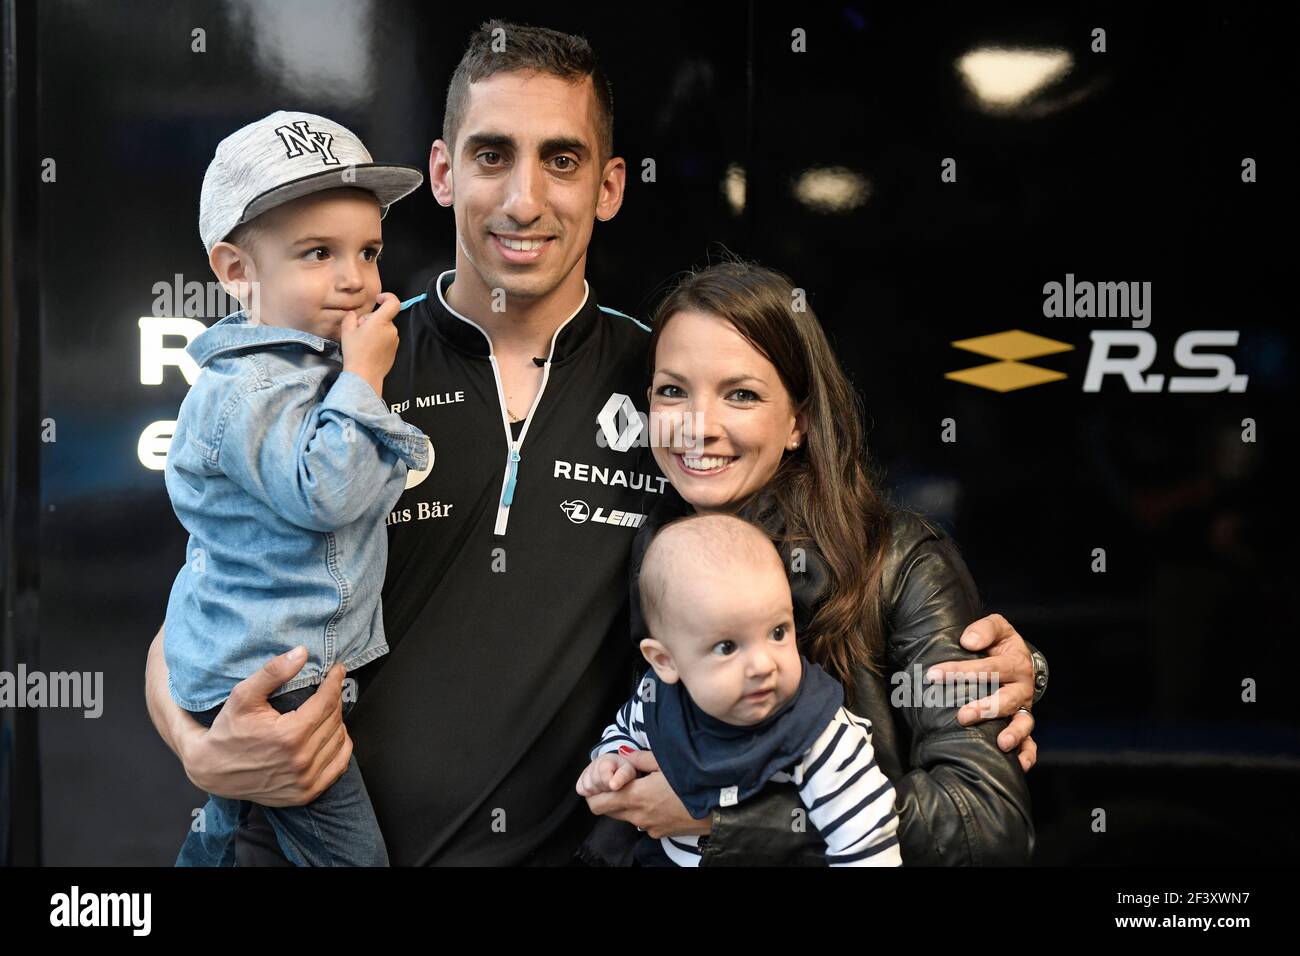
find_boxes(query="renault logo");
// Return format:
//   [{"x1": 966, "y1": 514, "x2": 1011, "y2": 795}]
[{"x1": 597, "y1": 393, "x2": 644, "y2": 452}]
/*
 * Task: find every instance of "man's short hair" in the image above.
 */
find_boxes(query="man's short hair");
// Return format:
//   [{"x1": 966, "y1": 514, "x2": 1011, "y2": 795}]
[{"x1": 443, "y1": 19, "x2": 615, "y2": 168}]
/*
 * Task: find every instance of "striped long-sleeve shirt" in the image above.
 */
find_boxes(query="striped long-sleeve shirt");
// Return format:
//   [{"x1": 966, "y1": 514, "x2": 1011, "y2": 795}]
[{"x1": 590, "y1": 693, "x2": 904, "y2": 867}]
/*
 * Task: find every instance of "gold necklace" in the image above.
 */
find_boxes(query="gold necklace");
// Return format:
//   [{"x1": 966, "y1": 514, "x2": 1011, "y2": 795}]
[{"x1": 508, "y1": 360, "x2": 539, "y2": 422}]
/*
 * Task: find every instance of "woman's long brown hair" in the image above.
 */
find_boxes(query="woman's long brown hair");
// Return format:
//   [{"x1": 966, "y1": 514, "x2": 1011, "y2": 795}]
[{"x1": 647, "y1": 257, "x2": 892, "y2": 684}]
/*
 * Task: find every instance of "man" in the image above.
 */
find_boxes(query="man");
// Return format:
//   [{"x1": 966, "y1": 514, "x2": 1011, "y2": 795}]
[{"x1": 145, "y1": 20, "x2": 1040, "y2": 865}]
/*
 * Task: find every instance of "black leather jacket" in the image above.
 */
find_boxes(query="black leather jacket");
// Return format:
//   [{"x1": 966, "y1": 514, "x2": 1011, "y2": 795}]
[{"x1": 578, "y1": 484, "x2": 1035, "y2": 866}]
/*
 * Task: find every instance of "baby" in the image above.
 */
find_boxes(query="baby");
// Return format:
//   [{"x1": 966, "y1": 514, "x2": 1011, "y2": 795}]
[
  {"x1": 578, "y1": 512, "x2": 903, "y2": 866},
  {"x1": 164, "y1": 111, "x2": 427, "y2": 866}
]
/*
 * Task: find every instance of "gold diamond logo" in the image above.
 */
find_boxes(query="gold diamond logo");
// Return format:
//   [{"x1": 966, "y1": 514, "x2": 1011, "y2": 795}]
[
  {"x1": 945, "y1": 360, "x2": 1068, "y2": 392},
  {"x1": 945, "y1": 329, "x2": 1074, "y2": 392}
]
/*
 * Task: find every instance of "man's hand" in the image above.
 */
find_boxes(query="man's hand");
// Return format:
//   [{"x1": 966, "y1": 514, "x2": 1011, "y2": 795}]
[
  {"x1": 575, "y1": 748, "x2": 638, "y2": 798},
  {"x1": 341, "y1": 292, "x2": 400, "y2": 399},
  {"x1": 924, "y1": 612, "x2": 1039, "y2": 772},
  {"x1": 144, "y1": 627, "x2": 353, "y2": 805},
  {"x1": 583, "y1": 749, "x2": 711, "y2": 839},
  {"x1": 192, "y1": 650, "x2": 352, "y2": 805}
]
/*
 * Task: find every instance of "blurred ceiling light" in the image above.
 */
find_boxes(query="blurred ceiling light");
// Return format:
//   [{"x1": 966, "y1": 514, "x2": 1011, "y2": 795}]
[
  {"x1": 956, "y1": 46, "x2": 1073, "y2": 114},
  {"x1": 723, "y1": 163, "x2": 747, "y2": 214},
  {"x1": 793, "y1": 166, "x2": 872, "y2": 213}
]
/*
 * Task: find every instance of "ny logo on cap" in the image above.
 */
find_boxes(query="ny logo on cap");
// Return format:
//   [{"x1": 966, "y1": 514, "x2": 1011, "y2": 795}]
[{"x1": 274, "y1": 121, "x2": 340, "y2": 166}]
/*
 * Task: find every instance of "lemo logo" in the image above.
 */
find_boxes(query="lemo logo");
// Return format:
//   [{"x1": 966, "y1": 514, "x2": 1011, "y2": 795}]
[
  {"x1": 561, "y1": 500, "x2": 591, "y2": 523},
  {"x1": 944, "y1": 330, "x2": 1074, "y2": 393}
]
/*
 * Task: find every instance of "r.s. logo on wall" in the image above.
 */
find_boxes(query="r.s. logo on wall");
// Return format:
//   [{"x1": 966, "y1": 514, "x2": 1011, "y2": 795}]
[
  {"x1": 945, "y1": 276, "x2": 1248, "y2": 394},
  {"x1": 944, "y1": 329, "x2": 1249, "y2": 394}
]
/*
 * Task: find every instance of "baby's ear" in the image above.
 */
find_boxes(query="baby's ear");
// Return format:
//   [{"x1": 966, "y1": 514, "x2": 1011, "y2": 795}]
[{"x1": 639, "y1": 637, "x2": 679, "y2": 684}]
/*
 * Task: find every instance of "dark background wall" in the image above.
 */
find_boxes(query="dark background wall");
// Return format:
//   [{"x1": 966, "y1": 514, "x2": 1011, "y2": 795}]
[{"x1": 3, "y1": 0, "x2": 1294, "y2": 864}]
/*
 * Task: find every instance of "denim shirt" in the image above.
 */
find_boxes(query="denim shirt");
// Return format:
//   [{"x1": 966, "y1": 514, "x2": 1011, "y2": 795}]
[{"x1": 163, "y1": 310, "x2": 430, "y2": 711}]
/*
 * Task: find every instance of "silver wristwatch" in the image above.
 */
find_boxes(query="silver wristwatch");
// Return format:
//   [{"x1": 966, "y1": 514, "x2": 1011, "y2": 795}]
[{"x1": 1026, "y1": 642, "x2": 1049, "y2": 705}]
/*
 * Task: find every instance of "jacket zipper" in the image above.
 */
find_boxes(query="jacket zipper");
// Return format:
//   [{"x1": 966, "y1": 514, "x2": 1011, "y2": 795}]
[{"x1": 435, "y1": 272, "x2": 590, "y2": 535}]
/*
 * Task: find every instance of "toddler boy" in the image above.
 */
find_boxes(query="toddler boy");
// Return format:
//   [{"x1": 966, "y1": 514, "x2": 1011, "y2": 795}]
[{"x1": 165, "y1": 111, "x2": 426, "y2": 866}]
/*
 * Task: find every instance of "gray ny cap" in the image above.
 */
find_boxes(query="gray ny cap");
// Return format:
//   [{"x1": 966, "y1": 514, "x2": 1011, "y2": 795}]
[{"x1": 198, "y1": 110, "x2": 424, "y2": 254}]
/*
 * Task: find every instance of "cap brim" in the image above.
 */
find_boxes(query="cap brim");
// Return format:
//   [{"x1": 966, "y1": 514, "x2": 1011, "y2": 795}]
[{"x1": 238, "y1": 163, "x2": 425, "y2": 226}]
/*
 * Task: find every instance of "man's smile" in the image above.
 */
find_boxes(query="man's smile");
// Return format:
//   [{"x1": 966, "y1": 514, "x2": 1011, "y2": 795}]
[{"x1": 490, "y1": 231, "x2": 555, "y2": 262}]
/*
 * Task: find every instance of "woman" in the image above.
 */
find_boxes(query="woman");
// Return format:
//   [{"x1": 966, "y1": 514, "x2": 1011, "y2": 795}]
[{"x1": 580, "y1": 258, "x2": 1042, "y2": 865}]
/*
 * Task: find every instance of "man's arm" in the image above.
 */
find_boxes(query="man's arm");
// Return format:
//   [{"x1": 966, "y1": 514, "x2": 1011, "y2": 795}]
[
  {"x1": 144, "y1": 623, "x2": 353, "y2": 805},
  {"x1": 144, "y1": 624, "x2": 202, "y2": 763}
]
